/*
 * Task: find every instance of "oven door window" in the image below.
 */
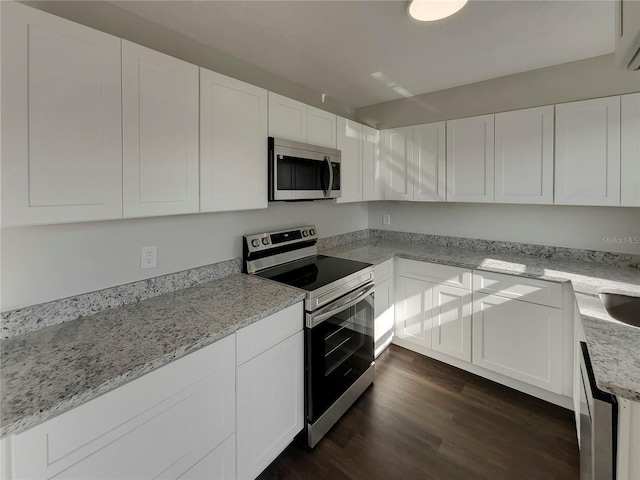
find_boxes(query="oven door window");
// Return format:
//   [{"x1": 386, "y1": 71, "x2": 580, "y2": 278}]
[{"x1": 307, "y1": 295, "x2": 373, "y2": 423}]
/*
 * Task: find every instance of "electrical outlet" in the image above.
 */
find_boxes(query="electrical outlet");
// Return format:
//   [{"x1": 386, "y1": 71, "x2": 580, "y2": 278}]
[
  {"x1": 141, "y1": 245, "x2": 157, "y2": 269},
  {"x1": 383, "y1": 214, "x2": 391, "y2": 226}
]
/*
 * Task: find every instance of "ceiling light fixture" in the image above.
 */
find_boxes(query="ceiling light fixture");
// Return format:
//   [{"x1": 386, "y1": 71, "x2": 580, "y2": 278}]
[{"x1": 408, "y1": 0, "x2": 468, "y2": 22}]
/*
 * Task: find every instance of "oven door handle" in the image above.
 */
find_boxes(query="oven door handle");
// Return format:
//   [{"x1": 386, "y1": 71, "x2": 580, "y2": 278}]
[{"x1": 307, "y1": 283, "x2": 374, "y2": 328}]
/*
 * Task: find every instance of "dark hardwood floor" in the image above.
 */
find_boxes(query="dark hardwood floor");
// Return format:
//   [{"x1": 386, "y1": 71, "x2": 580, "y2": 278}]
[{"x1": 258, "y1": 344, "x2": 579, "y2": 480}]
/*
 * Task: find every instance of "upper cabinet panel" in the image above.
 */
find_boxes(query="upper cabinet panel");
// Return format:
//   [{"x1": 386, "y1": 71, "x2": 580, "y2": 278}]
[
  {"x1": 555, "y1": 97, "x2": 621, "y2": 206},
  {"x1": 122, "y1": 41, "x2": 199, "y2": 217},
  {"x1": 446, "y1": 115, "x2": 495, "y2": 203},
  {"x1": 413, "y1": 122, "x2": 446, "y2": 202},
  {"x1": 268, "y1": 92, "x2": 308, "y2": 143},
  {"x1": 621, "y1": 93, "x2": 640, "y2": 207},
  {"x1": 336, "y1": 117, "x2": 363, "y2": 203},
  {"x1": 495, "y1": 106, "x2": 554, "y2": 205},
  {"x1": 1, "y1": 2, "x2": 123, "y2": 226},
  {"x1": 362, "y1": 126, "x2": 382, "y2": 201},
  {"x1": 384, "y1": 126, "x2": 414, "y2": 201},
  {"x1": 200, "y1": 68, "x2": 268, "y2": 213},
  {"x1": 307, "y1": 106, "x2": 337, "y2": 149}
]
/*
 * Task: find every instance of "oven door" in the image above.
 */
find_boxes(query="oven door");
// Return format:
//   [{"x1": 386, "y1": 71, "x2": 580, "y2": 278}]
[
  {"x1": 305, "y1": 283, "x2": 374, "y2": 424},
  {"x1": 270, "y1": 144, "x2": 341, "y2": 200}
]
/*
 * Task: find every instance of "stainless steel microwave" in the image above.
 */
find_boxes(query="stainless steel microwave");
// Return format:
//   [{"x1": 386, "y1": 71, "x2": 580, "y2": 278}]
[{"x1": 268, "y1": 137, "x2": 341, "y2": 201}]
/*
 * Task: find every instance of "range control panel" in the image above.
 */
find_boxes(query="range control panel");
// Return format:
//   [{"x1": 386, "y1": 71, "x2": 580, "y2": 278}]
[{"x1": 244, "y1": 225, "x2": 317, "y2": 254}]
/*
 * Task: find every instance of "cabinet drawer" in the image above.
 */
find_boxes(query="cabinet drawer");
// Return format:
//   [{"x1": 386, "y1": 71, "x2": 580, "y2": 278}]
[
  {"x1": 397, "y1": 258, "x2": 471, "y2": 289},
  {"x1": 236, "y1": 302, "x2": 303, "y2": 366},
  {"x1": 375, "y1": 259, "x2": 393, "y2": 283},
  {"x1": 473, "y1": 271, "x2": 562, "y2": 308},
  {"x1": 12, "y1": 335, "x2": 236, "y2": 479}
]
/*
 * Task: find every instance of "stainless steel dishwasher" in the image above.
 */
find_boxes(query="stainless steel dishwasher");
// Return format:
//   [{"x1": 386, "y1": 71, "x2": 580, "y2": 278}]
[{"x1": 579, "y1": 341, "x2": 618, "y2": 480}]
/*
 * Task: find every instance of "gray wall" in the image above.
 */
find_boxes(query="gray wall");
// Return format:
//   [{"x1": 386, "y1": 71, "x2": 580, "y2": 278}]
[
  {"x1": 2, "y1": 202, "x2": 368, "y2": 311},
  {"x1": 368, "y1": 202, "x2": 640, "y2": 255},
  {"x1": 21, "y1": 1, "x2": 356, "y2": 119},
  {"x1": 356, "y1": 54, "x2": 640, "y2": 128}
]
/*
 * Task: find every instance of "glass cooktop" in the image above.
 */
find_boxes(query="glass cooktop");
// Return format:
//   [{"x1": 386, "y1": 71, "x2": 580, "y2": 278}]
[{"x1": 254, "y1": 255, "x2": 372, "y2": 292}]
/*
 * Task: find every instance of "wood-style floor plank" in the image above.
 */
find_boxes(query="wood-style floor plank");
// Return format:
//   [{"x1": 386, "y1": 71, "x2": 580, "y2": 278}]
[{"x1": 258, "y1": 344, "x2": 579, "y2": 480}]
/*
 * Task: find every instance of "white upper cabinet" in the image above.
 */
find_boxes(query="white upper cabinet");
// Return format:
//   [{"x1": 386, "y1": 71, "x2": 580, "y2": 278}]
[
  {"x1": 446, "y1": 114, "x2": 495, "y2": 203},
  {"x1": 495, "y1": 106, "x2": 554, "y2": 204},
  {"x1": 268, "y1": 92, "x2": 308, "y2": 143},
  {"x1": 1, "y1": 2, "x2": 123, "y2": 226},
  {"x1": 122, "y1": 41, "x2": 199, "y2": 218},
  {"x1": 384, "y1": 126, "x2": 414, "y2": 201},
  {"x1": 621, "y1": 93, "x2": 640, "y2": 207},
  {"x1": 336, "y1": 117, "x2": 363, "y2": 203},
  {"x1": 362, "y1": 126, "x2": 383, "y2": 201},
  {"x1": 555, "y1": 97, "x2": 621, "y2": 206},
  {"x1": 307, "y1": 106, "x2": 337, "y2": 148},
  {"x1": 413, "y1": 122, "x2": 446, "y2": 202},
  {"x1": 200, "y1": 68, "x2": 268, "y2": 213}
]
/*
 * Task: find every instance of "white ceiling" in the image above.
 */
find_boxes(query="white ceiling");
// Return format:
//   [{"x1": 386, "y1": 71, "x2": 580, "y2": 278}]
[{"x1": 110, "y1": 0, "x2": 615, "y2": 108}]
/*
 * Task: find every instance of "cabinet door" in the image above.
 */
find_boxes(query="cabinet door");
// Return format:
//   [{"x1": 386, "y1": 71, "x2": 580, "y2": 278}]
[
  {"x1": 472, "y1": 294, "x2": 563, "y2": 393},
  {"x1": 336, "y1": 117, "x2": 363, "y2": 203},
  {"x1": 307, "y1": 106, "x2": 337, "y2": 148},
  {"x1": 394, "y1": 276, "x2": 432, "y2": 349},
  {"x1": 177, "y1": 434, "x2": 236, "y2": 480},
  {"x1": 122, "y1": 40, "x2": 199, "y2": 217},
  {"x1": 268, "y1": 92, "x2": 307, "y2": 142},
  {"x1": 495, "y1": 106, "x2": 554, "y2": 204},
  {"x1": 555, "y1": 97, "x2": 621, "y2": 206},
  {"x1": 413, "y1": 122, "x2": 446, "y2": 202},
  {"x1": 446, "y1": 115, "x2": 495, "y2": 203},
  {"x1": 200, "y1": 68, "x2": 268, "y2": 212},
  {"x1": 384, "y1": 126, "x2": 414, "y2": 201},
  {"x1": 621, "y1": 93, "x2": 640, "y2": 207},
  {"x1": 362, "y1": 126, "x2": 382, "y2": 201},
  {"x1": 374, "y1": 276, "x2": 394, "y2": 358},
  {"x1": 1, "y1": 2, "x2": 122, "y2": 226},
  {"x1": 237, "y1": 331, "x2": 304, "y2": 480},
  {"x1": 431, "y1": 285, "x2": 471, "y2": 361}
]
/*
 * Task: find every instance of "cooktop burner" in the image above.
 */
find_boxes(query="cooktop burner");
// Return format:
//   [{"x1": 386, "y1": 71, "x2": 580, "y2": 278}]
[{"x1": 254, "y1": 255, "x2": 372, "y2": 292}]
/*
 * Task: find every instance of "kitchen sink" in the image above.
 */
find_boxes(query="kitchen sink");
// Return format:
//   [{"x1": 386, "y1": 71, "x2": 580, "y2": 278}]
[{"x1": 599, "y1": 292, "x2": 640, "y2": 327}]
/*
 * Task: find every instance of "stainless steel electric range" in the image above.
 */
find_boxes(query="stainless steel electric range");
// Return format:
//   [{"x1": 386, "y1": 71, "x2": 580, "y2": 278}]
[{"x1": 243, "y1": 226, "x2": 375, "y2": 448}]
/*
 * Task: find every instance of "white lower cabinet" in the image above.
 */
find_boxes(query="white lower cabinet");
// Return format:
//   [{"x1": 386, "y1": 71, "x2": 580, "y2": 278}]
[
  {"x1": 236, "y1": 303, "x2": 304, "y2": 480},
  {"x1": 7, "y1": 335, "x2": 236, "y2": 480},
  {"x1": 394, "y1": 260, "x2": 472, "y2": 361},
  {"x1": 374, "y1": 259, "x2": 394, "y2": 357},
  {"x1": 472, "y1": 293, "x2": 563, "y2": 394}
]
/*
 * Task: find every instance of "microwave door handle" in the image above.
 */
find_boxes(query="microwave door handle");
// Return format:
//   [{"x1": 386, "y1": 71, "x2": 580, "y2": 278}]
[
  {"x1": 324, "y1": 156, "x2": 333, "y2": 198},
  {"x1": 307, "y1": 283, "x2": 374, "y2": 328}
]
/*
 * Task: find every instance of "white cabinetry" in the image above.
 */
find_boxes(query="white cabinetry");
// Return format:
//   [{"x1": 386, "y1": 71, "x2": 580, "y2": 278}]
[
  {"x1": 199, "y1": 68, "x2": 268, "y2": 212},
  {"x1": 395, "y1": 260, "x2": 472, "y2": 361},
  {"x1": 555, "y1": 97, "x2": 621, "y2": 206},
  {"x1": 615, "y1": 0, "x2": 640, "y2": 70},
  {"x1": 472, "y1": 271, "x2": 564, "y2": 394},
  {"x1": 307, "y1": 106, "x2": 337, "y2": 148},
  {"x1": 621, "y1": 93, "x2": 640, "y2": 207},
  {"x1": 7, "y1": 336, "x2": 236, "y2": 480},
  {"x1": 122, "y1": 41, "x2": 199, "y2": 217},
  {"x1": 383, "y1": 126, "x2": 414, "y2": 201},
  {"x1": 268, "y1": 92, "x2": 308, "y2": 143},
  {"x1": 413, "y1": 122, "x2": 446, "y2": 202},
  {"x1": 446, "y1": 114, "x2": 495, "y2": 203},
  {"x1": 374, "y1": 259, "x2": 394, "y2": 357},
  {"x1": 494, "y1": 106, "x2": 554, "y2": 204},
  {"x1": 236, "y1": 303, "x2": 304, "y2": 480},
  {"x1": 1, "y1": 1, "x2": 123, "y2": 226},
  {"x1": 362, "y1": 126, "x2": 383, "y2": 201},
  {"x1": 336, "y1": 117, "x2": 363, "y2": 203}
]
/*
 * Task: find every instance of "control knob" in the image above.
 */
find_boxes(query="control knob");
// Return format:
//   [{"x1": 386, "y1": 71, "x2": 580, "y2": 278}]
[
  {"x1": 251, "y1": 239, "x2": 261, "y2": 248},
  {"x1": 262, "y1": 237, "x2": 270, "y2": 245},
  {"x1": 309, "y1": 229, "x2": 316, "y2": 236},
  {"x1": 302, "y1": 230, "x2": 309, "y2": 237}
]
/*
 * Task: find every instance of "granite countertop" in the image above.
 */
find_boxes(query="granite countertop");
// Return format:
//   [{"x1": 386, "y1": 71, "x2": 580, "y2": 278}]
[
  {"x1": 322, "y1": 238, "x2": 640, "y2": 402},
  {"x1": 0, "y1": 274, "x2": 305, "y2": 438}
]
